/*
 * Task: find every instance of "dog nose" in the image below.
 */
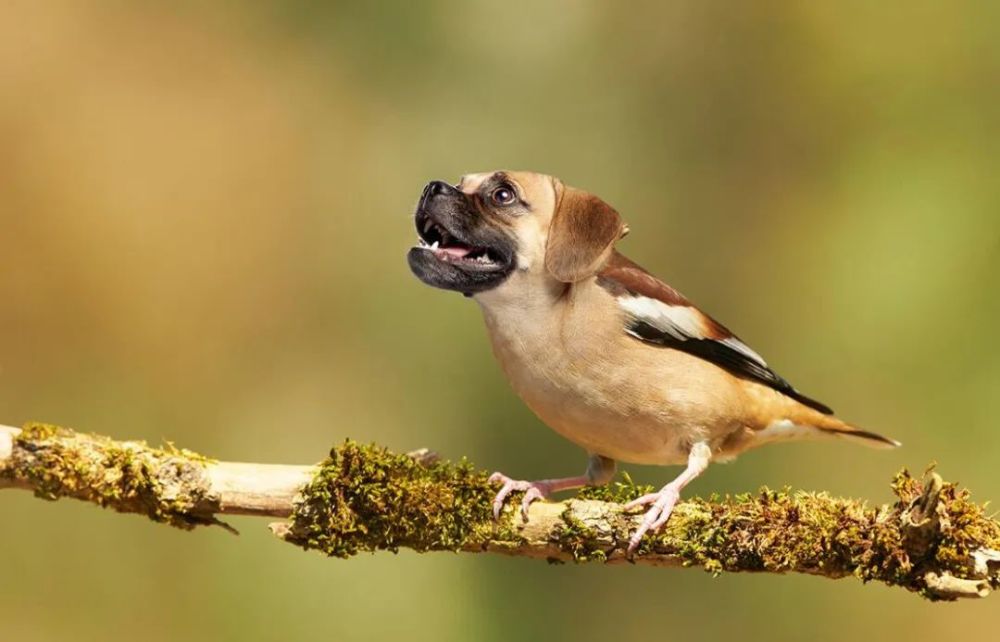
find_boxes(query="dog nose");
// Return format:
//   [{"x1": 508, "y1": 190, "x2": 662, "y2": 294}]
[{"x1": 424, "y1": 180, "x2": 458, "y2": 199}]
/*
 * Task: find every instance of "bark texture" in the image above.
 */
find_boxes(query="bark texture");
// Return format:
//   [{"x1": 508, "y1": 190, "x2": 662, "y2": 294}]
[{"x1": 2, "y1": 422, "x2": 998, "y2": 601}]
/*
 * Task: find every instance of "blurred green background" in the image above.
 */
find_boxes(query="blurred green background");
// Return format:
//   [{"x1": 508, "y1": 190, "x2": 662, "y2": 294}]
[{"x1": 2, "y1": 1, "x2": 998, "y2": 640}]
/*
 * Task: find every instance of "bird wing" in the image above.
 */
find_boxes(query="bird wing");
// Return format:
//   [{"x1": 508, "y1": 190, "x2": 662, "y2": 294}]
[{"x1": 596, "y1": 252, "x2": 833, "y2": 415}]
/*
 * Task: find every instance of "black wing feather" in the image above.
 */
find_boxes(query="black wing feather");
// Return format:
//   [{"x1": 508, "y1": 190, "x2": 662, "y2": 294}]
[
  {"x1": 599, "y1": 252, "x2": 835, "y2": 415},
  {"x1": 626, "y1": 320, "x2": 834, "y2": 415}
]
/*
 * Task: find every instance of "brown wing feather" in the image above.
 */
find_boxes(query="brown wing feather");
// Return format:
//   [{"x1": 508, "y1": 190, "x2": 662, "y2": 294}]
[{"x1": 597, "y1": 252, "x2": 834, "y2": 415}]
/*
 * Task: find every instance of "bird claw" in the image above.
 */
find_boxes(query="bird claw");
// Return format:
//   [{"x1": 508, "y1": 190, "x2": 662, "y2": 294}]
[
  {"x1": 488, "y1": 472, "x2": 551, "y2": 522},
  {"x1": 625, "y1": 485, "x2": 681, "y2": 555}
]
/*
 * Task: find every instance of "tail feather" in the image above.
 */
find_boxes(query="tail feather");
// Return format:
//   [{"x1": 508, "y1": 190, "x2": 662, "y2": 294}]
[
  {"x1": 822, "y1": 426, "x2": 901, "y2": 449},
  {"x1": 750, "y1": 385, "x2": 901, "y2": 450},
  {"x1": 813, "y1": 415, "x2": 901, "y2": 449}
]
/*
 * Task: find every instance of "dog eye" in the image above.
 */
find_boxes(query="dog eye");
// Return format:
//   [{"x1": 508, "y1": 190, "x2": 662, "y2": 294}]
[{"x1": 490, "y1": 185, "x2": 517, "y2": 206}]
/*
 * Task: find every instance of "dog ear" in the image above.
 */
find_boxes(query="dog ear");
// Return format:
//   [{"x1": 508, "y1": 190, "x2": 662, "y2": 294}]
[{"x1": 545, "y1": 184, "x2": 626, "y2": 283}]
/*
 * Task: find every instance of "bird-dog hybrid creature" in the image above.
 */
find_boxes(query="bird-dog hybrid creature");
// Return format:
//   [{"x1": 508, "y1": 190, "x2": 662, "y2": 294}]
[{"x1": 407, "y1": 171, "x2": 898, "y2": 553}]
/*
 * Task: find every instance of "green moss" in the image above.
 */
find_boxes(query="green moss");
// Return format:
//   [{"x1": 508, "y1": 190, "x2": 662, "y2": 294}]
[
  {"x1": 7, "y1": 421, "x2": 219, "y2": 530},
  {"x1": 17, "y1": 422, "x2": 65, "y2": 441},
  {"x1": 162, "y1": 440, "x2": 217, "y2": 465},
  {"x1": 630, "y1": 470, "x2": 1000, "y2": 599},
  {"x1": 552, "y1": 505, "x2": 608, "y2": 562},
  {"x1": 283, "y1": 440, "x2": 524, "y2": 557},
  {"x1": 8, "y1": 423, "x2": 997, "y2": 600},
  {"x1": 645, "y1": 488, "x2": 883, "y2": 577},
  {"x1": 281, "y1": 443, "x2": 999, "y2": 600},
  {"x1": 577, "y1": 471, "x2": 653, "y2": 503}
]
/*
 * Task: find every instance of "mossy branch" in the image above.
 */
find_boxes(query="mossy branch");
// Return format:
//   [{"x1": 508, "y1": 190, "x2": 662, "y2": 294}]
[{"x1": 2, "y1": 422, "x2": 998, "y2": 601}]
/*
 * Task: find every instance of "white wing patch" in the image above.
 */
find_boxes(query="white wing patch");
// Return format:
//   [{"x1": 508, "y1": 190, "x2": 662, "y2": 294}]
[
  {"x1": 617, "y1": 295, "x2": 769, "y2": 366},
  {"x1": 719, "y1": 337, "x2": 768, "y2": 366},
  {"x1": 617, "y1": 295, "x2": 702, "y2": 340}
]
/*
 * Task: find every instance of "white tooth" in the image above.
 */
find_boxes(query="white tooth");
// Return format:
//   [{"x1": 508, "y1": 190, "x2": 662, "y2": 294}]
[
  {"x1": 424, "y1": 219, "x2": 434, "y2": 233},
  {"x1": 430, "y1": 241, "x2": 439, "y2": 250}
]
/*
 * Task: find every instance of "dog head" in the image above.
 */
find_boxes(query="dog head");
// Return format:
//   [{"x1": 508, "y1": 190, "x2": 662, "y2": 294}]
[{"x1": 407, "y1": 170, "x2": 626, "y2": 297}]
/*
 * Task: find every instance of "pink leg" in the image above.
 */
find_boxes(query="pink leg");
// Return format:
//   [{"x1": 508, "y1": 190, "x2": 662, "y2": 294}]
[
  {"x1": 489, "y1": 454, "x2": 616, "y2": 522},
  {"x1": 625, "y1": 442, "x2": 711, "y2": 555}
]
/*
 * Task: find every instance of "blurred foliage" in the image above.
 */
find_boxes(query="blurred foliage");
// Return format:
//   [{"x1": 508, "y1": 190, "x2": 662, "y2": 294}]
[{"x1": 1, "y1": 1, "x2": 998, "y2": 640}]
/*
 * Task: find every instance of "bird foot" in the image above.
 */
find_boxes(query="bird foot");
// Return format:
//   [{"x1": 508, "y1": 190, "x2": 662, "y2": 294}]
[
  {"x1": 624, "y1": 484, "x2": 681, "y2": 555},
  {"x1": 487, "y1": 472, "x2": 552, "y2": 522}
]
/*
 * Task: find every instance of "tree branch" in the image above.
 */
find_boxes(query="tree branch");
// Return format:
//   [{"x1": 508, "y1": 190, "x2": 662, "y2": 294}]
[{"x1": 2, "y1": 422, "x2": 998, "y2": 601}]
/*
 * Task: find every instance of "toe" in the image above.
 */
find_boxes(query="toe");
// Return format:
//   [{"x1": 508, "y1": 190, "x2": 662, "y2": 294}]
[
  {"x1": 489, "y1": 471, "x2": 516, "y2": 520},
  {"x1": 623, "y1": 493, "x2": 661, "y2": 511},
  {"x1": 628, "y1": 488, "x2": 683, "y2": 553},
  {"x1": 487, "y1": 473, "x2": 554, "y2": 523},
  {"x1": 520, "y1": 486, "x2": 546, "y2": 521},
  {"x1": 650, "y1": 509, "x2": 674, "y2": 531},
  {"x1": 649, "y1": 492, "x2": 679, "y2": 530},
  {"x1": 627, "y1": 505, "x2": 665, "y2": 555},
  {"x1": 627, "y1": 527, "x2": 647, "y2": 555},
  {"x1": 492, "y1": 483, "x2": 515, "y2": 520}
]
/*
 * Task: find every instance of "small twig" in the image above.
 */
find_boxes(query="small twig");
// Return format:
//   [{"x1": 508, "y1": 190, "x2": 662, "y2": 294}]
[{"x1": 2, "y1": 422, "x2": 998, "y2": 601}]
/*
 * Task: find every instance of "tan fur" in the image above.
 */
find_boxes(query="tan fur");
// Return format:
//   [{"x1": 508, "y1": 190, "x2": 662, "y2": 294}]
[
  {"x1": 460, "y1": 171, "x2": 890, "y2": 465},
  {"x1": 545, "y1": 182, "x2": 625, "y2": 283}
]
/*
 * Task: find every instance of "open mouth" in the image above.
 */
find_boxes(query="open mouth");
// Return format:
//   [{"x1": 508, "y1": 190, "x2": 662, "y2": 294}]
[{"x1": 414, "y1": 210, "x2": 505, "y2": 269}]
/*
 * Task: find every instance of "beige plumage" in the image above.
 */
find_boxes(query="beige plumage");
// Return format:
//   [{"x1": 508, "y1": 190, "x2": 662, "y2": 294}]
[{"x1": 408, "y1": 170, "x2": 898, "y2": 553}]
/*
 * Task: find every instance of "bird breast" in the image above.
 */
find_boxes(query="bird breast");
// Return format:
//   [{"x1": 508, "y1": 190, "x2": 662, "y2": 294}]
[{"x1": 477, "y1": 281, "x2": 751, "y2": 465}]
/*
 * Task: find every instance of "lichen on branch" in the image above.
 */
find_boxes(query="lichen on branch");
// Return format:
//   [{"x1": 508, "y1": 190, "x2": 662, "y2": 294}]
[
  {"x1": 275, "y1": 440, "x2": 517, "y2": 557},
  {"x1": 2, "y1": 422, "x2": 222, "y2": 529},
  {"x1": 2, "y1": 422, "x2": 998, "y2": 601},
  {"x1": 274, "y1": 441, "x2": 1000, "y2": 600}
]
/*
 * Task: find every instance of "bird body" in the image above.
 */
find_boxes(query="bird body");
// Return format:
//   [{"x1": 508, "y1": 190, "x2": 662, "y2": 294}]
[
  {"x1": 477, "y1": 250, "x2": 880, "y2": 467},
  {"x1": 407, "y1": 170, "x2": 898, "y2": 553}
]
